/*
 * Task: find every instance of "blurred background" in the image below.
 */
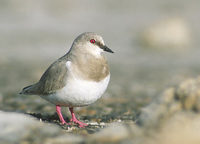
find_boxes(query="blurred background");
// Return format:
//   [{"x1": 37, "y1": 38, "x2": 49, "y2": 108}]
[
  {"x1": 1, "y1": 0, "x2": 200, "y2": 100},
  {"x1": 1, "y1": 0, "x2": 200, "y2": 142}
]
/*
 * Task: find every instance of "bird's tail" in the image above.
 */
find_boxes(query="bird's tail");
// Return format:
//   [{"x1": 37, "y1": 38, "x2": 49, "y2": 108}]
[{"x1": 19, "y1": 85, "x2": 35, "y2": 95}]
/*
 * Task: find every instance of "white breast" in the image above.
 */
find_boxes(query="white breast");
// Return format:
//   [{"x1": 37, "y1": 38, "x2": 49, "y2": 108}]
[{"x1": 42, "y1": 61, "x2": 110, "y2": 107}]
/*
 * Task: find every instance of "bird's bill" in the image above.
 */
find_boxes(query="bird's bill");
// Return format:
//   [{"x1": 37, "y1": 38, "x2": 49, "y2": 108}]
[{"x1": 102, "y1": 45, "x2": 114, "y2": 53}]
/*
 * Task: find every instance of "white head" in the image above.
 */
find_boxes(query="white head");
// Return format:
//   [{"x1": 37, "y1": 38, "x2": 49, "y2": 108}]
[{"x1": 71, "y1": 32, "x2": 114, "y2": 57}]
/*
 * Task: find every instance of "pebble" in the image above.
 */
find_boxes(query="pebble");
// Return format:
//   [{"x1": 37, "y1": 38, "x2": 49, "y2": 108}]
[{"x1": 89, "y1": 122, "x2": 99, "y2": 125}]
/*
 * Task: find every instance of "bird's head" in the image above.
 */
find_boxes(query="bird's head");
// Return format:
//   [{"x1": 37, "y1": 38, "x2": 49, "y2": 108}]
[{"x1": 71, "y1": 32, "x2": 114, "y2": 57}]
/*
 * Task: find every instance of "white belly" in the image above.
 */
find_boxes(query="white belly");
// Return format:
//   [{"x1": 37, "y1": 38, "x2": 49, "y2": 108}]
[{"x1": 42, "y1": 74, "x2": 110, "y2": 107}]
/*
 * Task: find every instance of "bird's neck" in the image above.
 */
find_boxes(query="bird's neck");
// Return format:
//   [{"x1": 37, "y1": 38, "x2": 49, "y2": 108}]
[{"x1": 69, "y1": 50, "x2": 109, "y2": 82}]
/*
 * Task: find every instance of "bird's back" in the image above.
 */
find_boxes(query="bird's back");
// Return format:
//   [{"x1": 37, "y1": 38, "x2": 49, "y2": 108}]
[{"x1": 20, "y1": 55, "x2": 69, "y2": 95}]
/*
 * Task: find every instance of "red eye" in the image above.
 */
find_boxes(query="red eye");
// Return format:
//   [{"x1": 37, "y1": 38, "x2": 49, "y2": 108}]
[{"x1": 90, "y1": 39, "x2": 96, "y2": 44}]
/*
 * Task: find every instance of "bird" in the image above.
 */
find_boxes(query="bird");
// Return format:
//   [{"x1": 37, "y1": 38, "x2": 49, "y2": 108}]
[{"x1": 19, "y1": 32, "x2": 114, "y2": 128}]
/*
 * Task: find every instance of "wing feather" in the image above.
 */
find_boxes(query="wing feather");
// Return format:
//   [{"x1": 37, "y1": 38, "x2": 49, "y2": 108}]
[{"x1": 21, "y1": 56, "x2": 69, "y2": 95}]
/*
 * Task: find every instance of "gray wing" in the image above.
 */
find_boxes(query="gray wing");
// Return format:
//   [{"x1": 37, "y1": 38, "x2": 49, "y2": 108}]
[
  {"x1": 21, "y1": 56, "x2": 69, "y2": 95},
  {"x1": 37, "y1": 58, "x2": 68, "y2": 94}
]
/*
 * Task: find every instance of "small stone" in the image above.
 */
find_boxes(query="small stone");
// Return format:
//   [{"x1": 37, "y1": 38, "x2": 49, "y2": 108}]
[
  {"x1": 99, "y1": 122, "x2": 105, "y2": 126},
  {"x1": 117, "y1": 119, "x2": 122, "y2": 122},
  {"x1": 89, "y1": 122, "x2": 99, "y2": 125}
]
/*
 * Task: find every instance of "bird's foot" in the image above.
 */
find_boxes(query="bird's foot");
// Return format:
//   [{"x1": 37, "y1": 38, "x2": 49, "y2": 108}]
[
  {"x1": 70, "y1": 117, "x2": 88, "y2": 128},
  {"x1": 69, "y1": 107, "x2": 88, "y2": 128},
  {"x1": 60, "y1": 120, "x2": 69, "y2": 125}
]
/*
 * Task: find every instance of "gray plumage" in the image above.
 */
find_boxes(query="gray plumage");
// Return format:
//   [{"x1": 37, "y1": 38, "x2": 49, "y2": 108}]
[{"x1": 20, "y1": 55, "x2": 69, "y2": 95}]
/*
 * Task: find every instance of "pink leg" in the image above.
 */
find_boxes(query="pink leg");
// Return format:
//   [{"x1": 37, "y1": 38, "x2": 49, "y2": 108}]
[
  {"x1": 69, "y1": 107, "x2": 88, "y2": 128},
  {"x1": 56, "y1": 105, "x2": 67, "y2": 125}
]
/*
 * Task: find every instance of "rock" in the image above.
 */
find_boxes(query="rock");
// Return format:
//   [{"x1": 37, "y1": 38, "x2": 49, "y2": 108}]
[
  {"x1": 106, "y1": 113, "x2": 200, "y2": 144},
  {"x1": 144, "y1": 112, "x2": 200, "y2": 144},
  {"x1": 0, "y1": 111, "x2": 82, "y2": 144},
  {"x1": 44, "y1": 134, "x2": 83, "y2": 144},
  {"x1": 176, "y1": 77, "x2": 200, "y2": 110},
  {"x1": 0, "y1": 111, "x2": 37, "y2": 143},
  {"x1": 138, "y1": 101, "x2": 168, "y2": 127},
  {"x1": 88, "y1": 122, "x2": 129, "y2": 143},
  {"x1": 138, "y1": 76, "x2": 200, "y2": 127},
  {"x1": 161, "y1": 88, "x2": 175, "y2": 104},
  {"x1": 140, "y1": 17, "x2": 191, "y2": 50},
  {"x1": 133, "y1": 77, "x2": 200, "y2": 143},
  {"x1": 138, "y1": 88, "x2": 175, "y2": 127}
]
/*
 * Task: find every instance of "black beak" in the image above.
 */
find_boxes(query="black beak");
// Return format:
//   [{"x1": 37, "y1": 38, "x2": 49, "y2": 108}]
[{"x1": 102, "y1": 45, "x2": 114, "y2": 53}]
